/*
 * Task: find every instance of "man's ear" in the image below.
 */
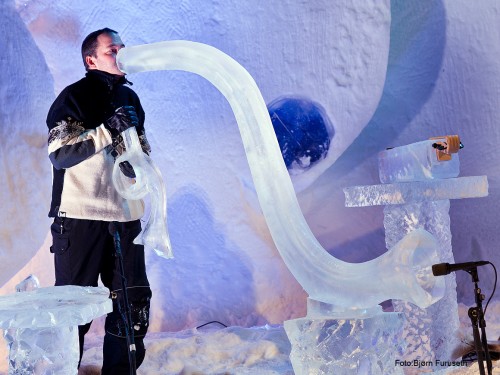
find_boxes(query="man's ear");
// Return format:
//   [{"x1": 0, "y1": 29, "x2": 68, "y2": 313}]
[{"x1": 85, "y1": 55, "x2": 96, "y2": 69}]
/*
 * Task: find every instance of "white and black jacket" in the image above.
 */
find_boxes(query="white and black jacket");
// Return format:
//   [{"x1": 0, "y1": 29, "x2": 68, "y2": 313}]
[{"x1": 47, "y1": 70, "x2": 151, "y2": 221}]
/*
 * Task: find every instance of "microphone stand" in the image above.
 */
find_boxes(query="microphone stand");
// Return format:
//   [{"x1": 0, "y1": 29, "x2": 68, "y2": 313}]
[
  {"x1": 111, "y1": 221, "x2": 137, "y2": 375},
  {"x1": 466, "y1": 267, "x2": 492, "y2": 375}
]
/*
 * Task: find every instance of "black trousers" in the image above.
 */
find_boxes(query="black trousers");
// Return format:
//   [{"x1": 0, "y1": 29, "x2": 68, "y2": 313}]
[{"x1": 50, "y1": 217, "x2": 152, "y2": 374}]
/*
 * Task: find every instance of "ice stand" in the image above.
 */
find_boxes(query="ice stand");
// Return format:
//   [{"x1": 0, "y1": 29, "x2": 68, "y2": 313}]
[
  {"x1": 342, "y1": 136, "x2": 488, "y2": 371},
  {"x1": 0, "y1": 276, "x2": 112, "y2": 374}
]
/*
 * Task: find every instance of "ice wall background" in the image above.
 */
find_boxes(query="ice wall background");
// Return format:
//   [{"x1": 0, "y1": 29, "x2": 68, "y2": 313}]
[{"x1": 1, "y1": 0, "x2": 499, "y2": 344}]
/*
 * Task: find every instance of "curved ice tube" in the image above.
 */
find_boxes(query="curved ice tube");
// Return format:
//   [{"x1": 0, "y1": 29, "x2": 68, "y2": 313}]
[
  {"x1": 117, "y1": 41, "x2": 444, "y2": 310},
  {"x1": 112, "y1": 127, "x2": 173, "y2": 258}
]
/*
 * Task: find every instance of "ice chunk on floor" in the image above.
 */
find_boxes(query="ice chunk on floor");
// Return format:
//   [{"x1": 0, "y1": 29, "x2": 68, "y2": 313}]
[{"x1": 0, "y1": 286, "x2": 111, "y2": 329}]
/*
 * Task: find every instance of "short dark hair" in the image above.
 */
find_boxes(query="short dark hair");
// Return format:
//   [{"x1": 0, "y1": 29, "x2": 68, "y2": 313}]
[{"x1": 81, "y1": 27, "x2": 118, "y2": 71}]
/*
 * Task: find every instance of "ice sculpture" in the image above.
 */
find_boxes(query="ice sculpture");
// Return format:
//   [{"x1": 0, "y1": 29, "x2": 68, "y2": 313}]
[
  {"x1": 0, "y1": 285, "x2": 112, "y2": 374},
  {"x1": 116, "y1": 40, "x2": 443, "y2": 313},
  {"x1": 345, "y1": 138, "x2": 488, "y2": 365},
  {"x1": 112, "y1": 125, "x2": 173, "y2": 258}
]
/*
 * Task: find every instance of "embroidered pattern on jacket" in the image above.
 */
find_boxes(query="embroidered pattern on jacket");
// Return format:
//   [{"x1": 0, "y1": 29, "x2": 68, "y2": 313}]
[
  {"x1": 106, "y1": 134, "x2": 126, "y2": 158},
  {"x1": 48, "y1": 117, "x2": 85, "y2": 145},
  {"x1": 105, "y1": 133, "x2": 151, "y2": 158},
  {"x1": 139, "y1": 134, "x2": 152, "y2": 154}
]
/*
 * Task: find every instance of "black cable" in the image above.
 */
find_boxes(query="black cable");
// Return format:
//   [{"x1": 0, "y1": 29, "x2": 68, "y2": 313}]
[
  {"x1": 196, "y1": 321, "x2": 228, "y2": 329},
  {"x1": 483, "y1": 262, "x2": 497, "y2": 316}
]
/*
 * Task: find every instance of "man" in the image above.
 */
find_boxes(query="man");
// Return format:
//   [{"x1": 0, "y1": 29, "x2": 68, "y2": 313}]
[{"x1": 46, "y1": 28, "x2": 152, "y2": 374}]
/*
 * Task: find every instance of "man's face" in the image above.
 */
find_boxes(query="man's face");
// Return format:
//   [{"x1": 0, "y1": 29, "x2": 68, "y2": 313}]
[{"x1": 87, "y1": 32, "x2": 125, "y2": 75}]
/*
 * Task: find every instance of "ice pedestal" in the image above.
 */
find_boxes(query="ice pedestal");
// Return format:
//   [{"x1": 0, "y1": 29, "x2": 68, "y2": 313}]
[
  {"x1": 284, "y1": 299, "x2": 405, "y2": 375},
  {"x1": 0, "y1": 285, "x2": 112, "y2": 374},
  {"x1": 344, "y1": 139, "x2": 488, "y2": 367},
  {"x1": 385, "y1": 200, "x2": 458, "y2": 366}
]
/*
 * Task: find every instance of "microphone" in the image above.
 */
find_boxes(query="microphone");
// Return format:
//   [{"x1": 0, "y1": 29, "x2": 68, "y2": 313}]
[{"x1": 432, "y1": 261, "x2": 489, "y2": 276}]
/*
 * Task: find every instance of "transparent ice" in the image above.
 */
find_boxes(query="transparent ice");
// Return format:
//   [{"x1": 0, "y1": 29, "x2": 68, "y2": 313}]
[
  {"x1": 15, "y1": 274, "x2": 39, "y2": 293},
  {"x1": 0, "y1": 284, "x2": 112, "y2": 374},
  {"x1": 116, "y1": 40, "x2": 444, "y2": 312},
  {"x1": 344, "y1": 176, "x2": 488, "y2": 207},
  {"x1": 112, "y1": 126, "x2": 173, "y2": 258}
]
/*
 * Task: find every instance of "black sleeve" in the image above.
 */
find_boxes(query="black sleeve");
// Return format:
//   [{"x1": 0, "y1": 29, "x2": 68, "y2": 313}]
[{"x1": 47, "y1": 89, "x2": 112, "y2": 170}]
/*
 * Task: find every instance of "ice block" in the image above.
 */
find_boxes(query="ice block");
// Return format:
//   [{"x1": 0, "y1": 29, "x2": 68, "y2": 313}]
[{"x1": 378, "y1": 137, "x2": 461, "y2": 184}]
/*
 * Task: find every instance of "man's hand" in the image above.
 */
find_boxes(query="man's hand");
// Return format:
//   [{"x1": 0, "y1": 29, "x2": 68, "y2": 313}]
[{"x1": 106, "y1": 106, "x2": 138, "y2": 136}]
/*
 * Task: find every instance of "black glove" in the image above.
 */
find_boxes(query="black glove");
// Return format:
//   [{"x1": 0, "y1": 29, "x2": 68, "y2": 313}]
[{"x1": 106, "y1": 106, "x2": 138, "y2": 136}]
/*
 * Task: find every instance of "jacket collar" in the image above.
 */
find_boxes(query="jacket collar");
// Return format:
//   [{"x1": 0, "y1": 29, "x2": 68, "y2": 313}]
[{"x1": 86, "y1": 70, "x2": 133, "y2": 88}]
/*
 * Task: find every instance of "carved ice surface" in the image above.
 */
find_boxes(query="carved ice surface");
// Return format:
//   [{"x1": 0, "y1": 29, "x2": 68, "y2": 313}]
[
  {"x1": 284, "y1": 312, "x2": 406, "y2": 375},
  {"x1": 112, "y1": 126, "x2": 173, "y2": 258},
  {"x1": 4, "y1": 325, "x2": 79, "y2": 374},
  {"x1": 378, "y1": 139, "x2": 460, "y2": 184},
  {"x1": 344, "y1": 176, "x2": 488, "y2": 207},
  {"x1": 116, "y1": 41, "x2": 443, "y2": 311},
  {"x1": 0, "y1": 286, "x2": 111, "y2": 329},
  {"x1": 385, "y1": 200, "x2": 461, "y2": 363},
  {"x1": 0, "y1": 286, "x2": 112, "y2": 374},
  {"x1": 15, "y1": 274, "x2": 39, "y2": 293}
]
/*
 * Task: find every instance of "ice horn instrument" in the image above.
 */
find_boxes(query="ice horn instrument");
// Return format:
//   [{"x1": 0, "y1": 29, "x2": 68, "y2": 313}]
[
  {"x1": 116, "y1": 41, "x2": 444, "y2": 311},
  {"x1": 112, "y1": 126, "x2": 173, "y2": 259}
]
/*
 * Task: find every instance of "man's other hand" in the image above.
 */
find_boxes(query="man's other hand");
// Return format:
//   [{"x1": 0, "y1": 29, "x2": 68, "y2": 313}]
[{"x1": 106, "y1": 106, "x2": 139, "y2": 135}]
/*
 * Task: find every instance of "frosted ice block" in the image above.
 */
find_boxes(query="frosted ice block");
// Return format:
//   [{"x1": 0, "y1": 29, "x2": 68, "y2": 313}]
[
  {"x1": 378, "y1": 139, "x2": 460, "y2": 183},
  {"x1": 385, "y1": 200, "x2": 461, "y2": 363},
  {"x1": 0, "y1": 286, "x2": 112, "y2": 328},
  {"x1": 344, "y1": 175, "x2": 488, "y2": 207},
  {"x1": 0, "y1": 286, "x2": 112, "y2": 374},
  {"x1": 284, "y1": 311, "x2": 405, "y2": 375}
]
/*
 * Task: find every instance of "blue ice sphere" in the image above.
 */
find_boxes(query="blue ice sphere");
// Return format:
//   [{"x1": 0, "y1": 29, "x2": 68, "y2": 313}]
[{"x1": 267, "y1": 97, "x2": 333, "y2": 172}]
